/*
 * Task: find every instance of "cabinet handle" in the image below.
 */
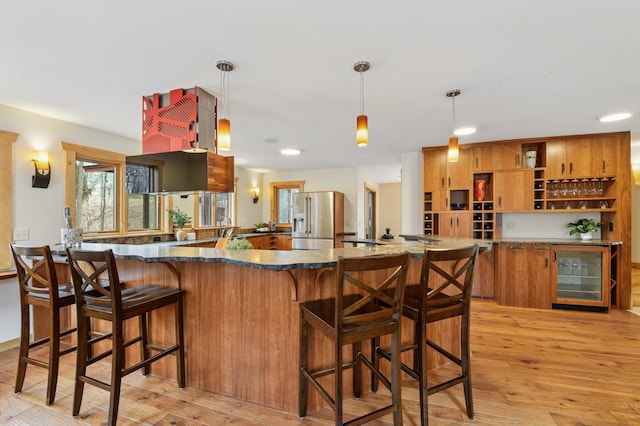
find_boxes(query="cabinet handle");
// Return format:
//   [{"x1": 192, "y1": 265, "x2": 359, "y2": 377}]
[
  {"x1": 508, "y1": 246, "x2": 524, "y2": 250},
  {"x1": 545, "y1": 258, "x2": 549, "y2": 268},
  {"x1": 498, "y1": 196, "x2": 502, "y2": 207},
  {"x1": 441, "y1": 177, "x2": 444, "y2": 189},
  {"x1": 446, "y1": 197, "x2": 449, "y2": 207},
  {"x1": 602, "y1": 160, "x2": 606, "y2": 173},
  {"x1": 569, "y1": 162, "x2": 573, "y2": 174},
  {"x1": 515, "y1": 154, "x2": 520, "y2": 167},
  {"x1": 475, "y1": 157, "x2": 479, "y2": 168},
  {"x1": 450, "y1": 218, "x2": 454, "y2": 226},
  {"x1": 448, "y1": 177, "x2": 451, "y2": 188},
  {"x1": 456, "y1": 217, "x2": 460, "y2": 226},
  {"x1": 561, "y1": 163, "x2": 565, "y2": 175}
]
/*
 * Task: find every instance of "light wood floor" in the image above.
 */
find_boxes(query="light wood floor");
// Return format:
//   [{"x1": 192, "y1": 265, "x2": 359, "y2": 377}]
[{"x1": 1, "y1": 299, "x2": 640, "y2": 425}]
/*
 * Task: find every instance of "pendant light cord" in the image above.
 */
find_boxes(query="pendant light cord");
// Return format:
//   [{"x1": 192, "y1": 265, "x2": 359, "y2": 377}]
[
  {"x1": 451, "y1": 94, "x2": 456, "y2": 134},
  {"x1": 219, "y1": 68, "x2": 230, "y2": 119},
  {"x1": 360, "y1": 69, "x2": 365, "y2": 115}
]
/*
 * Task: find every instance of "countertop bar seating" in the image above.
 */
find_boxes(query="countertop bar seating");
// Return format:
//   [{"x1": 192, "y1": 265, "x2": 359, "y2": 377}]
[
  {"x1": 10, "y1": 244, "x2": 77, "y2": 406},
  {"x1": 299, "y1": 251, "x2": 411, "y2": 425},
  {"x1": 66, "y1": 248, "x2": 185, "y2": 425}
]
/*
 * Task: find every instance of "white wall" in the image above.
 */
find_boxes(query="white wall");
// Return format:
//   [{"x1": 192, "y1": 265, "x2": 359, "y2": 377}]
[
  {"x1": 262, "y1": 168, "x2": 359, "y2": 233},
  {"x1": 235, "y1": 166, "x2": 263, "y2": 228},
  {"x1": 501, "y1": 212, "x2": 603, "y2": 239},
  {"x1": 401, "y1": 152, "x2": 423, "y2": 235},
  {"x1": 0, "y1": 105, "x2": 142, "y2": 343},
  {"x1": 379, "y1": 183, "x2": 402, "y2": 238}
]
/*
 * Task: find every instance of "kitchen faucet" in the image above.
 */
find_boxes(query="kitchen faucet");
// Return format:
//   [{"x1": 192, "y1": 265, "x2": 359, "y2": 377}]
[{"x1": 218, "y1": 216, "x2": 232, "y2": 237}]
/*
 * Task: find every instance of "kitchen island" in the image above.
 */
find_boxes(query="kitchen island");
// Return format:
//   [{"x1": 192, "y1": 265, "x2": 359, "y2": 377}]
[{"x1": 50, "y1": 236, "x2": 489, "y2": 414}]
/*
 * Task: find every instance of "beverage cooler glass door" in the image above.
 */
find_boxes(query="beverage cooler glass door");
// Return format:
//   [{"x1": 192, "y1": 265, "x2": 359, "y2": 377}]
[{"x1": 555, "y1": 249, "x2": 603, "y2": 303}]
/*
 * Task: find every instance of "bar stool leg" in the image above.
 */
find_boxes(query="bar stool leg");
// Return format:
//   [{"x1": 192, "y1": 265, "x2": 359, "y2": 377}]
[
  {"x1": 14, "y1": 303, "x2": 30, "y2": 394},
  {"x1": 298, "y1": 315, "x2": 308, "y2": 418},
  {"x1": 335, "y1": 342, "x2": 343, "y2": 425},
  {"x1": 72, "y1": 312, "x2": 89, "y2": 416},
  {"x1": 175, "y1": 295, "x2": 186, "y2": 388},
  {"x1": 46, "y1": 307, "x2": 61, "y2": 405},
  {"x1": 139, "y1": 312, "x2": 150, "y2": 376}
]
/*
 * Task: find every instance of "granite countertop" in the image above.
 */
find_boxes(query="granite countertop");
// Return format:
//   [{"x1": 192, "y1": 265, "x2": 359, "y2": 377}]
[
  {"x1": 491, "y1": 237, "x2": 621, "y2": 246},
  {"x1": 50, "y1": 236, "x2": 488, "y2": 271}
]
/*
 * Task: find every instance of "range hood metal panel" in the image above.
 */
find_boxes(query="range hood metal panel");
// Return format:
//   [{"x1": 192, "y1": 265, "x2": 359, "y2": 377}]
[{"x1": 126, "y1": 151, "x2": 234, "y2": 194}]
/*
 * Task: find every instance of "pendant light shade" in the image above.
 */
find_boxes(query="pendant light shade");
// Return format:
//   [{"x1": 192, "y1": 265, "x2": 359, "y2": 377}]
[
  {"x1": 217, "y1": 118, "x2": 231, "y2": 151},
  {"x1": 356, "y1": 114, "x2": 368, "y2": 147},
  {"x1": 216, "y1": 60, "x2": 234, "y2": 152},
  {"x1": 448, "y1": 135, "x2": 459, "y2": 162},
  {"x1": 354, "y1": 61, "x2": 370, "y2": 147},
  {"x1": 446, "y1": 89, "x2": 461, "y2": 162}
]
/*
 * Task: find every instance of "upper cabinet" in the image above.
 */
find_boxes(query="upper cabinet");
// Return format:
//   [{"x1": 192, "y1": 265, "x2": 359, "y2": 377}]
[
  {"x1": 594, "y1": 135, "x2": 618, "y2": 177},
  {"x1": 546, "y1": 136, "x2": 618, "y2": 179},
  {"x1": 546, "y1": 138, "x2": 593, "y2": 179},
  {"x1": 423, "y1": 147, "x2": 447, "y2": 190},
  {"x1": 471, "y1": 145, "x2": 494, "y2": 171},
  {"x1": 494, "y1": 170, "x2": 533, "y2": 211},
  {"x1": 447, "y1": 147, "x2": 471, "y2": 189},
  {"x1": 494, "y1": 143, "x2": 522, "y2": 169}
]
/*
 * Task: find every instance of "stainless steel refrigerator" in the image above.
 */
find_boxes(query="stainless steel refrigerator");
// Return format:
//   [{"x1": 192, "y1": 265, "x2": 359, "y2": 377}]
[{"x1": 292, "y1": 191, "x2": 344, "y2": 250}]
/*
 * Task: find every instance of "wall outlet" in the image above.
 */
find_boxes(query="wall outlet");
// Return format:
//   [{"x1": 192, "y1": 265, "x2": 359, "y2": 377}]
[
  {"x1": 506, "y1": 221, "x2": 517, "y2": 230},
  {"x1": 13, "y1": 227, "x2": 30, "y2": 241}
]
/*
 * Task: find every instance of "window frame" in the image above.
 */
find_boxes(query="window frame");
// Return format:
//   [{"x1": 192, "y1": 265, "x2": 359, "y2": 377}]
[
  {"x1": 0, "y1": 131, "x2": 19, "y2": 271},
  {"x1": 61, "y1": 142, "x2": 164, "y2": 237},
  {"x1": 269, "y1": 180, "x2": 305, "y2": 226}
]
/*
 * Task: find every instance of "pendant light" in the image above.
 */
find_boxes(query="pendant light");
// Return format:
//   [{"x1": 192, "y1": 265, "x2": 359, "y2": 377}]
[
  {"x1": 446, "y1": 89, "x2": 461, "y2": 162},
  {"x1": 216, "y1": 60, "x2": 234, "y2": 152},
  {"x1": 354, "y1": 61, "x2": 370, "y2": 147}
]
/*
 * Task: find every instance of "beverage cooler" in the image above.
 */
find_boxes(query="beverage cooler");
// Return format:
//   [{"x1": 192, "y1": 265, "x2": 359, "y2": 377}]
[{"x1": 552, "y1": 246, "x2": 610, "y2": 312}]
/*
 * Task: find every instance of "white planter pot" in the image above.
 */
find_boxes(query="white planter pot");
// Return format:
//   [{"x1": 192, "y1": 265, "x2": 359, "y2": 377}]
[{"x1": 579, "y1": 232, "x2": 593, "y2": 240}]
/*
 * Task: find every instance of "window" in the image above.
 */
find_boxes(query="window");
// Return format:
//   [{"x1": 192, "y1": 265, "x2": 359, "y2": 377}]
[
  {"x1": 75, "y1": 159, "x2": 116, "y2": 232},
  {"x1": 125, "y1": 163, "x2": 159, "y2": 230},
  {"x1": 62, "y1": 142, "x2": 161, "y2": 235},
  {"x1": 198, "y1": 191, "x2": 235, "y2": 228},
  {"x1": 269, "y1": 181, "x2": 304, "y2": 225}
]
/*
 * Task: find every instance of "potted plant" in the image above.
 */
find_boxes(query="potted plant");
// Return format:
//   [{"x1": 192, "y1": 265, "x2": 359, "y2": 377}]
[
  {"x1": 167, "y1": 207, "x2": 191, "y2": 241},
  {"x1": 567, "y1": 218, "x2": 603, "y2": 240},
  {"x1": 226, "y1": 238, "x2": 254, "y2": 250}
]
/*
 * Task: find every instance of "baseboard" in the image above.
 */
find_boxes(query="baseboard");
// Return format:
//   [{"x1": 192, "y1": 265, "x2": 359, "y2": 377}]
[{"x1": 0, "y1": 337, "x2": 20, "y2": 353}]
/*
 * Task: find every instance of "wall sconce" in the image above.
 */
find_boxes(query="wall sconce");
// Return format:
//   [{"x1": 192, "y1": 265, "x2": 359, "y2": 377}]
[
  {"x1": 632, "y1": 163, "x2": 640, "y2": 185},
  {"x1": 252, "y1": 188, "x2": 260, "y2": 203},
  {"x1": 32, "y1": 151, "x2": 51, "y2": 188}
]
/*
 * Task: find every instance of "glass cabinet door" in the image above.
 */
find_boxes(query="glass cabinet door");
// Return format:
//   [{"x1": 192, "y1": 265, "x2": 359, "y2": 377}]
[{"x1": 553, "y1": 246, "x2": 609, "y2": 309}]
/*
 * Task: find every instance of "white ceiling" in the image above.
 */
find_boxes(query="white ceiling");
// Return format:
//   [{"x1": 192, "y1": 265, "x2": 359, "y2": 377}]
[{"x1": 2, "y1": 1, "x2": 639, "y2": 183}]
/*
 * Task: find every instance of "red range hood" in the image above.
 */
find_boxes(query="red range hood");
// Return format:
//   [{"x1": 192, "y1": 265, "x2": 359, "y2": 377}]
[{"x1": 142, "y1": 86, "x2": 217, "y2": 154}]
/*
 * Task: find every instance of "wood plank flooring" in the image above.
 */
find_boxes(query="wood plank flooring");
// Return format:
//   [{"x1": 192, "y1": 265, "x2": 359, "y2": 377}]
[{"x1": 1, "y1": 299, "x2": 640, "y2": 425}]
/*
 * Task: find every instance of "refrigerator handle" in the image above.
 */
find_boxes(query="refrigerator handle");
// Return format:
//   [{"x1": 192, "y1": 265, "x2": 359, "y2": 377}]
[{"x1": 306, "y1": 196, "x2": 311, "y2": 234}]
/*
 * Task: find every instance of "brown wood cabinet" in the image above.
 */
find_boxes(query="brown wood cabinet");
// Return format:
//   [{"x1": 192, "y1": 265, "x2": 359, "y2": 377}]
[
  {"x1": 439, "y1": 211, "x2": 470, "y2": 237},
  {"x1": 422, "y1": 131, "x2": 631, "y2": 308},
  {"x1": 494, "y1": 143, "x2": 522, "y2": 169},
  {"x1": 493, "y1": 170, "x2": 533, "y2": 211},
  {"x1": 471, "y1": 145, "x2": 494, "y2": 171},
  {"x1": 546, "y1": 138, "x2": 594, "y2": 179},
  {"x1": 447, "y1": 147, "x2": 470, "y2": 189},
  {"x1": 496, "y1": 243, "x2": 551, "y2": 309},
  {"x1": 423, "y1": 147, "x2": 447, "y2": 190},
  {"x1": 594, "y1": 135, "x2": 618, "y2": 177}
]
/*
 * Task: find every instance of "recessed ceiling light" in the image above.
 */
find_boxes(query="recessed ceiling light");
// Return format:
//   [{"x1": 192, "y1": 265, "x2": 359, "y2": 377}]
[
  {"x1": 599, "y1": 112, "x2": 632, "y2": 122},
  {"x1": 280, "y1": 148, "x2": 301, "y2": 156},
  {"x1": 454, "y1": 126, "x2": 477, "y2": 136}
]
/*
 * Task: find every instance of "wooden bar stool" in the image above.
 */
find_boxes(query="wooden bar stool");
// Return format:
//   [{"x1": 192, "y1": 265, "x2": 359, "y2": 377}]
[
  {"x1": 299, "y1": 251, "x2": 410, "y2": 425},
  {"x1": 373, "y1": 245, "x2": 479, "y2": 425},
  {"x1": 66, "y1": 248, "x2": 185, "y2": 426},
  {"x1": 10, "y1": 244, "x2": 77, "y2": 405}
]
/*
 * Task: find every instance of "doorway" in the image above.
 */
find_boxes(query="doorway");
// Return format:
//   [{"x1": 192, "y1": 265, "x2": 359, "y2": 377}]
[{"x1": 364, "y1": 184, "x2": 377, "y2": 239}]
